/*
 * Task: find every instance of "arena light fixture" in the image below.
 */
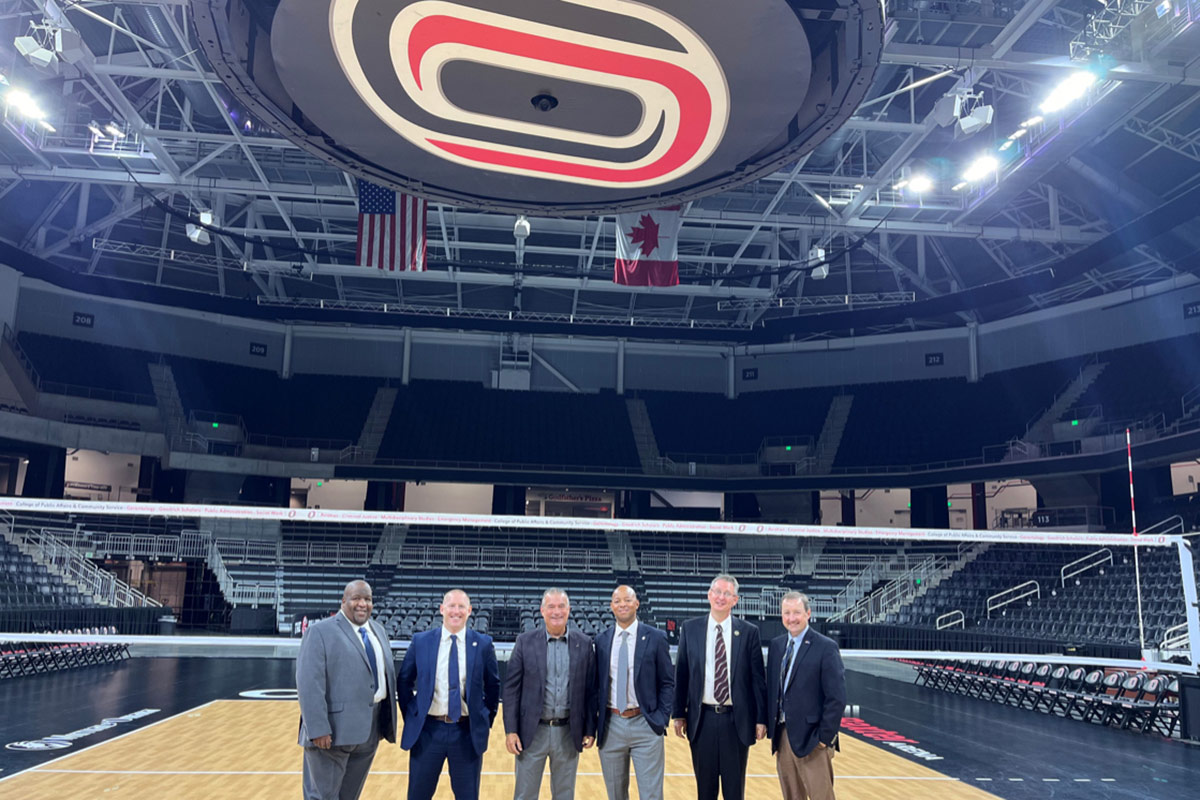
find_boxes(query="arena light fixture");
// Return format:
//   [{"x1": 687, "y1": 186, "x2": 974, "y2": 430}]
[
  {"x1": 1038, "y1": 71, "x2": 1098, "y2": 114},
  {"x1": 5, "y1": 88, "x2": 45, "y2": 119},
  {"x1": 961, "y1": 155, "x2": 998, "y2": 183},
  {"x1": 907, "y1": 174, "x2": 934, "y2": 194}
]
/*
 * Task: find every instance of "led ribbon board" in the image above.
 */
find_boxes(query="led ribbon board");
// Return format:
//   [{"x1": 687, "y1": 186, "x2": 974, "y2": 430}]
[{"x1": 193, "y1": 0, "x2": 883, "y2": 215}]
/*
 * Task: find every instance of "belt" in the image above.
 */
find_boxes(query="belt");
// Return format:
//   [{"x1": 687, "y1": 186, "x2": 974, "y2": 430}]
[
  {"x1": 539, "y1": 717, "x2": 570, "y2": 727},
  {"x1": 609, "y1": 707, "x2": 642, "y2": 718},
  {"x1": 702, "y1": 703, "x2": 733, "y2": 714},
  {"x1": 427, "y1": 714, "x2": 467, "y2": 724}
]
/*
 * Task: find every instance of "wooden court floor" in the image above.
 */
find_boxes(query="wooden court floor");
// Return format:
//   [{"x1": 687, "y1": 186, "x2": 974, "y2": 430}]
[{"x1": 0, "y1": 699, "x2": 1003, "y2": 800}]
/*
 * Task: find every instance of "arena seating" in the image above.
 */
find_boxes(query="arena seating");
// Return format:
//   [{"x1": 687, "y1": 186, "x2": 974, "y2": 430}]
[
  {"x1": 640, "y1": 387, "x2": 836, "y2": 457},
  {"x1": 16, "y1": 332, "x2": 156, "y2": 403},
  {"x1": 909, "y1": 659, "x2": 1182, "y2": 738},
  {"x1": 171, "y1": 357, "x2": 380, "y2": 443},
  {"x1": 0, "y1": 538, "x2": 91, "y2": 607},
  {"x1": 377, "y1": 381, "x2": 640, "y2": 468},
  {"x1": 1078, "y1": 333, "x2": 1200, "y2": 427}
]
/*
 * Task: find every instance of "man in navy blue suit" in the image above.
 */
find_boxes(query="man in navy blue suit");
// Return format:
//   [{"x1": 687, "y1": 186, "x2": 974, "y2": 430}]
[
  {"x1": 398, "y1": 589, "x2": 501, "y2": 800},
  {"x1": 765, "y1": 591, "x2": 845, "y2": 800},
  {"x1": 594, "y1": 585, "x2": 673, "y2": 800}
]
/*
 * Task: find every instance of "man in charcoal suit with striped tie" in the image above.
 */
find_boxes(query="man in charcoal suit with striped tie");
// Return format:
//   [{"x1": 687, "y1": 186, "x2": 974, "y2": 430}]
[{"x1": 672, "y1": 575, "x2": 767, "y2": 800}]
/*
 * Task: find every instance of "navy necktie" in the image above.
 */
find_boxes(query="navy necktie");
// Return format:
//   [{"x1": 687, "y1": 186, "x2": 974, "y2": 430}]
[
  {"x1": 448, "y1": 634, "x2": 462, "y2": 721},
  {"x1": 360, "y1": 626, "x2": 379, "y2": 692}
]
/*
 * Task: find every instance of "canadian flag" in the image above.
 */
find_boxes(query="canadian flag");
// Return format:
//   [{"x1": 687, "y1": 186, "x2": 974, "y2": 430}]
[{"x1": 614, "y1": 206, "x2": 682, "y2": 286}]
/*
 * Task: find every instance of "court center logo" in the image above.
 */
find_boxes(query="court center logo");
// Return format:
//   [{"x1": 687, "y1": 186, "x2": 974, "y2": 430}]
[
  {"x1": 328, "y1": 0, "x2": 729, "y2": 188},
  {"x1": 6, "y1": 709, "x2": 159, "y2": 751}
]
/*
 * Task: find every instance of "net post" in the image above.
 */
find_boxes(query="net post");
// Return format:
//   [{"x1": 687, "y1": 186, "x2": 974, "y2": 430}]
[
  {"x1": 1178, "y1": 538, "x2": 1199, "y2": 671},
  {"x1": 1129, "y1": 428, "x2": 1146, "y2": 651}
]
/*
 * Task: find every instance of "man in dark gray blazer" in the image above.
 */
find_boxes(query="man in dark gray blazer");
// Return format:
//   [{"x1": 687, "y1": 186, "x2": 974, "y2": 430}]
[
  {"x1": 766, "y1": 591, "x2": 845, "y2": 800},
  {"x1": 672, "y1": 574, "x2": 767, "y2": 800},
  {"x1": 503, "y1": 588, "x2": 598, "y2": 800},
  {"x1": 297, "y1": 580, "x2": 397, "y2": 800},
  {"x1": 594, "y1": 585, "x2": 673, "y2": 800}
]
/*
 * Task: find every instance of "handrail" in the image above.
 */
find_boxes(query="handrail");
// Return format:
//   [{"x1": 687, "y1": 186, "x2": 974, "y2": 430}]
[
  {"x1": 1141, "y1": 515, "x2": 1184, "y2": 536},
  {"x1": 3, "y1": 525, "x2": 161, "y2": 609},
  {"x1": 1183, "y1": 383, "x2": 1200, "y2": 419},
  {"x1": 1160, "y1": 622, "x2": 1189, "y2": 650},
  {"x1": 1024, "y1": 353, "x2": 1100, "y2": 434},
  {"x1": 1, "y1": 322, "x2": 42, "y2": 389},
  {"x1": 936, "y1": 610, "x2": 965, "y2": 630},
  {"x1": 1061, "y1": 548, "x2": 1112, "y2": 587},
  {"x1": 986, "y1": 580, "x2": 1040, "y2": 618}
]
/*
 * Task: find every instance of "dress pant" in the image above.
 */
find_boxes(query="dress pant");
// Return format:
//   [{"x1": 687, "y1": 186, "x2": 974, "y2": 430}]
[
  {"x1": 598, "y1": 712, "x2": 665, "y2": 800},
  {"x1": 775, "y1": 726, "x2": 836, "y2": 800},
  {"x1": 407, "y1": 717, "x2": 482, "y2": 800},
  {"x1": 302, "y1": 703, "x2": 380, "y2": 800},
  {"x1": 513, "y1": 721, "x2": 579, "y2": 800},
  {"x1": 689, "y1": 707, "x2": 748, "y2": 800}
]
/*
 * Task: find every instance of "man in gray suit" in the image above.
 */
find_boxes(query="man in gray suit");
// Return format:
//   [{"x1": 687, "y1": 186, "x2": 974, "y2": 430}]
[
  {"x1": 594, "y1": 585, "x2": 674, "y2": 800},
  {"x1": 504, "y1": 588, "x2": 597, "y2": 800},
  {"x1": 297, "y1": 580, "x2": 397, "y2": 800}
]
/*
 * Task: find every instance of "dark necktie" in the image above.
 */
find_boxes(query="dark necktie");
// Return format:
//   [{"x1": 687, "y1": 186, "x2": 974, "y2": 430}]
[
  {"x1": 778, "y1": 638, "x2": 796, "y2": 722},
  {"x1": 360, "y1": 626, "x2": 379, "y2": 692},
  {"x1": 714, "y1": 625, "x2": 730, "y2": 705},
  {"x1": 448, "y1": 633, "x2": 462, "y2": 722}
]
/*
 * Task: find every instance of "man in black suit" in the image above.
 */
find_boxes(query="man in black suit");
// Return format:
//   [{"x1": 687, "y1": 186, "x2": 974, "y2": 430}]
[
  {"x1": 672, "y1": 574, "x2": 767, "y2": 800},
  {"x1": 504, "y1": 588, "x2": 597, "y2": 800},
  {"x1": 765, "y1": 591, "x2": 846, "y2": 800},
  {"x1": 594, "y1": 585, "x2": 673, "y2": 800}
]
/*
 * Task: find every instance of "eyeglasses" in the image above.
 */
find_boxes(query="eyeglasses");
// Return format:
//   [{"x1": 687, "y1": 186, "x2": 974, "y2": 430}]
[{"x1": 709, "y1": 590, "x2": 737, "y2": 599}]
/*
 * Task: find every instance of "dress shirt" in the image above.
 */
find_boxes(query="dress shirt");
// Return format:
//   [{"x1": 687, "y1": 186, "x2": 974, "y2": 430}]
[
  {"x1": 702, "y1": 614, "x2": 734, "y2": 706},
  {"x1": 608, "y1": 618, "x2": 640, "y2": 709},
  {"x1": 779, "y1": 626, "x2": 809, "y2": 723},
  {"x1": 430, "y1": 625, "x2": 469, "y2": 716},
  {"x1": 542, "y1": 630, "x2": 571, "y2": 720},
  {"x1": 341, "y1": 610, "x2": 387, "y2": 704}
]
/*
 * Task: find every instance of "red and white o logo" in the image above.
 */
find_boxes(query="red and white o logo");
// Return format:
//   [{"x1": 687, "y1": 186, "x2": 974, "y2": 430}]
[{"x1": 329, "y1": 0, "x2": 729, "y2": 188}]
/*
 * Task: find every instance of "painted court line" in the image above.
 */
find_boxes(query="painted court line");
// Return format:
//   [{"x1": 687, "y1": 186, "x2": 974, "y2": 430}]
[
  {"x1": 35, "y1": 769, "x2": 963, "y2": 781},
  {"x1": 0, "y1": 700, "x2": 219, "y2": 784}
]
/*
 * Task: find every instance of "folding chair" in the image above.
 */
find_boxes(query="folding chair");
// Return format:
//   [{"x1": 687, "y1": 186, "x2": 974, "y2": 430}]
[
  {"x1": 1066, "y1": 669, "x2": 1104, "y2": 720},
  {"x1": 1036, "y1": 665, "x2": 1070, "y2": 714},
  {"x1": 1122, "y1": 674, "x2": 1167, "y2": 733},
  {"x1": 1150, "y1": 677, "x2": 1181, "y2": 738},
  {"x1": 1082, "y1": 670, "x2": 1127, "y2": 724}
]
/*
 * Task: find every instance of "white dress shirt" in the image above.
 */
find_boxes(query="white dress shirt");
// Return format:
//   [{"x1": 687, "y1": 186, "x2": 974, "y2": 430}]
[
  {"x1": 342, "y1": 610, "x2": 387, "y2": 704},
  {"x1": 430, "y1": 625, "x2": 469, "y2": 717},
  {"x1": 702, "y1": 614, "x2": 734, "y2": 706},
  {"x1": 608, "y1": 618, "x2": 640, "y2": 710}
]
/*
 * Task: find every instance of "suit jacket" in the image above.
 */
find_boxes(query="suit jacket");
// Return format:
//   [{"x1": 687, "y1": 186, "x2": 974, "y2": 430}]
[
  {"x1": 397, "y1": 627, "x2": 501, "y2": 756},
  {"x1": 672, "y1": 615, "x2": 767, "y2": 748},
  {"x1": 594, "y1": 622, "x2": 674, "y2": 746},
  {"x1": 503, "y1": 628, "x2": 597, "y2": 752},
  {"x1": 296, "y1": 614, "x2": 398, "y2": 747},
  {"x1": 765, "y1": 628, "x2": 846, "y2": 759}
]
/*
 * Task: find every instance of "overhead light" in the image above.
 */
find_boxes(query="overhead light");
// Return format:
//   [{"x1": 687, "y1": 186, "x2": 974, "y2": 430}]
[
  {"x1": 892, "y1": 179, "x2": 909, "y2": 190},
  {"x1": 956, "y1": 103, "x2": 994, "y2": 136},
  {"x1": 1020, "y1": 115, "x2": 1043, "y2": 127},
  {"x1": 104, "y1": 122, "x2": 126, "y2": 139},
  {"x1": 13, "y1": 22, "x2": 64, "y2": 74},
  {"x1": 1008, "y1": 128, "x2": 1029, "y2": 140},
  {"x1": 1038, "y1": 71, "x2": 1097, "y2": 114},
  {"x1": 198, "y1": 210, "x2": 214, "y2": 226},
  {"x1": 809, "y1": 246, "x2": 828, "y2": 280},
  {"x1": 5, "y1": 88, "x2": 45, "y2": 119},
  {"x1": 907, "y1": 173, "x2": 934, "y2": 194},
  {"x1": 951, "y1": 181, "x2": 968, "y2": 191},
  {"x1": 961, "y1": 155, "x2": 998, "y2": 183},
  {"x1": 999, "y1": 140, "x2": 1015, "y2": 152},
  {"x1": 186, "y1": 224, "x2": 211, "y2": 246},
  {"x1": 38, "y1": 120, "x2": 55, "y2": 133},
  {"x1": 87, "y1": 121, "x2": 104, "y2": 138}
]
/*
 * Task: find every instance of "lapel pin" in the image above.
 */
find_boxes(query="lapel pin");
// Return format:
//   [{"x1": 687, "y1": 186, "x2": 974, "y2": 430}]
[
  {"x1": 472, "y1": 641, "x2": 478, "y2": 647},
  {"x1": 734, "y1": 630, "x2": 741, "y2": 636}
]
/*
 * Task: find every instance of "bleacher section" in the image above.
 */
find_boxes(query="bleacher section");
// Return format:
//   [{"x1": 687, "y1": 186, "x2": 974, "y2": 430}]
[
  {"x1": 0, "y1": 537, "x2": 91, "y2": 607},
  {"x1": 640, "y1": 387, "x2": 836, "y2": 456},
  {"x1": 171, "y1": 358, "x2": 380, "y2": 443},
  {"x1": 377, "y1": 381, "x2": 640, "y2": 468},
  {"x1": 1078, "y1": 333, "x2": 1200, "y2": 427},
  {"x1": 16, "y1": 332, "x2": 156, "y2": 403}
]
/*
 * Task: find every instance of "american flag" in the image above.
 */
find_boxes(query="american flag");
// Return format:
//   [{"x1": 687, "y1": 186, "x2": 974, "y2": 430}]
[{"x1": 356, "y1": 178, "x2": 427, "y2": 271}]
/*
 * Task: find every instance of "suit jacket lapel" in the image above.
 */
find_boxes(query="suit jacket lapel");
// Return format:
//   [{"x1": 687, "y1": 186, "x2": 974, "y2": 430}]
[
  {"x1": 464, "y1": 629, "x2": 476, "y2": 700},
  {"x1": 421, "y1": 629, "x2": 439, "y2": 696},
  {"x1": 337, "y1": 614, "x2": 372, "y2": 671},
  {"x1": 728, "y1": 618, "x2": 743, "y2": 684},
  {"x1": 786, "y1": 636, "x2": 815, "y2": 692}
]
